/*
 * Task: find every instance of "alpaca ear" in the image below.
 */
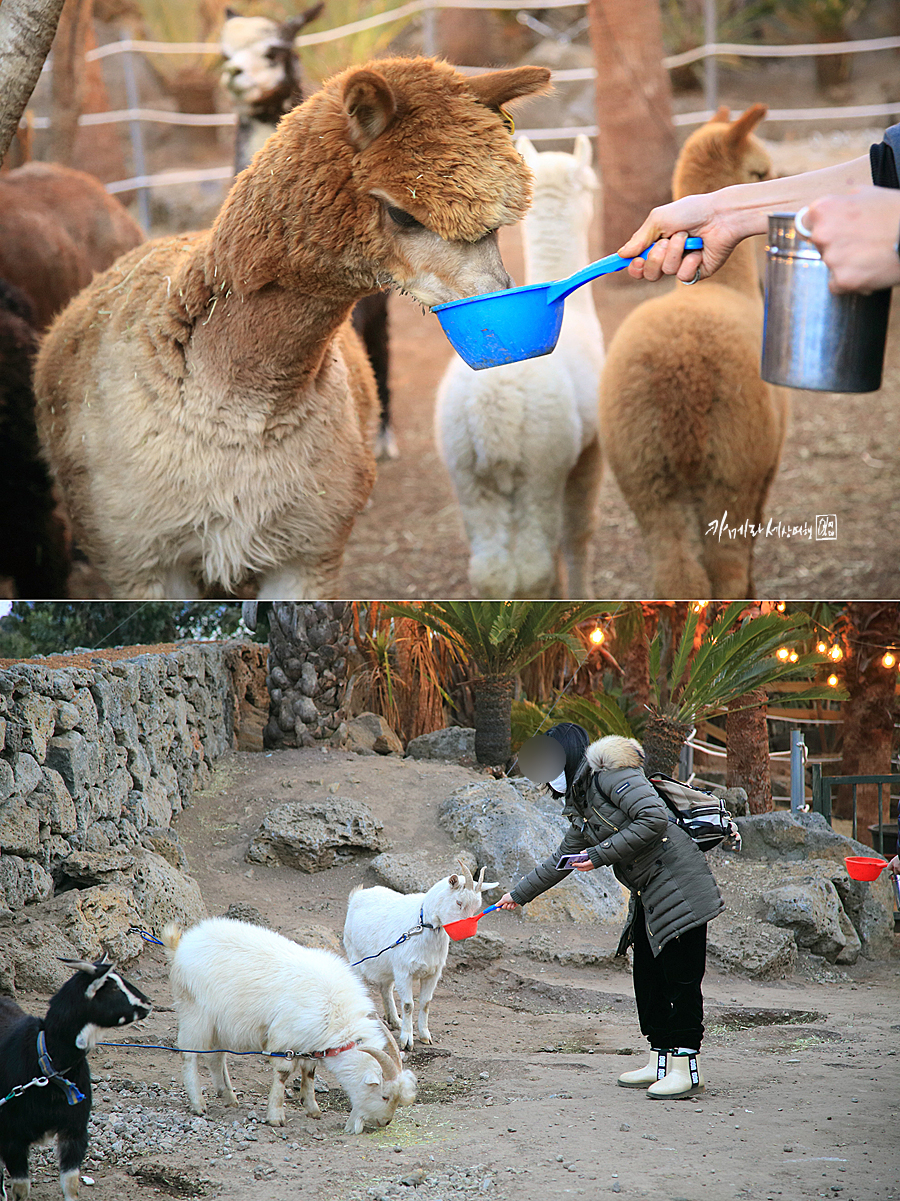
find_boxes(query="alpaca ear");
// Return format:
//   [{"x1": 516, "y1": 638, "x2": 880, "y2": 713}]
[
  {"x1": 282, "y1": 2, "x2": 324, "y2": 40},
  {"x1": 712, "y1": 105, "x2": 730, "y2": 123},
  {"x1": 516, "y1": 135, "x2": 539, "y2": 168},
  {"x1": 344, "y1": 69, "x2": 396, "y2": 150},
  {"x1": 467, "y1": 66, "x2": 552, "y2": 114},
  {"x1": 572, "y1": 134, "x2": 593, "y2": 169},
  {"x1": 725, "y1": 103, "x2": 767, "y2": 148}
]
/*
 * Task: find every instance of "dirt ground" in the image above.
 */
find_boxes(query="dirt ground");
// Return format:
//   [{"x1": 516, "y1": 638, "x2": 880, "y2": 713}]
[{"x1": 14, "y1": 746, "x2": 899, "y2": 1201}]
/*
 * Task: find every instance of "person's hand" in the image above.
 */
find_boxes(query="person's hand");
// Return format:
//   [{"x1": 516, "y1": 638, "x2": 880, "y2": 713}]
[
  {"x1": 803, "y1": 187, "x2": 900, "y2": 294},
  {"x1": 888, "y1": 855, "x2": 899, "y2": 876},
  {"x1": 571, "y1": 856, "x2": 595, "y2": 872},
  {"x1": 616, "y1": 192, "x2": 746, "y2": 284},
  {"x1": 496, "y1": 892, "x2": 519, "y2": 909}
]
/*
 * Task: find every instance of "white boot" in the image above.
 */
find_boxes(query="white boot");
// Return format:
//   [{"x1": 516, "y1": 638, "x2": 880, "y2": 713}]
[
  {"x1": 647, "y1": 1049, "x2": 704, "y2": 1099},
  {"x1": 617, "y1": 1048, "x2": 669, "y2": 1088}
]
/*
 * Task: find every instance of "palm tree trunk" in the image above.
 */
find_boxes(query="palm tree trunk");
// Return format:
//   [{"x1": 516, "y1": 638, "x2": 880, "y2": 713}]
[
  {"x1": 726, "y1": 689, "x2": 771, "y2": 814},
  {"x1": 837, "y1": 602, "x2": 899, "y2": 830},
  {"x1": 473, "y1": 674, "x2": 514, "y2": 765},
  {"x1": 587, "y1": 0, "x2": 677, "y2": 254},
  {"x1": 642, "y1": 713, "x2": 692, "y2": 778}
]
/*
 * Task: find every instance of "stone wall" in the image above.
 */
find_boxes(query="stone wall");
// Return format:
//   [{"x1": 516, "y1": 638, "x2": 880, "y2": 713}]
[{"x1": 0, "y1": 640, "x2": 264, "y2": 913}]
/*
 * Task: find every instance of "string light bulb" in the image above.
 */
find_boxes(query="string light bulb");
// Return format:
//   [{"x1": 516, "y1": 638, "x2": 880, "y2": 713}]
[
  {"x1": 692, "y1": 601, "x2": 708, "y2": 613},
  {"x1": 775, "y1": 601, "x2": 786, "y2": 612},
  {"x1": 816, "y1": 641, "x2": 827, "y2": 655},
  {"x1": 776, "y1": 647, "x2": 790, "y2": 661},
  {"x1": 883, "y1": 651, "x2": 897, "y2": 669},
  {"x1": 828, "y1": 645, "x2": 843, "y2": 661},
  {"x1": 788, "y1": 650, "x2": 799, "y2": 663},
  {"x1": 827, "y1": 673, "x2": 839, "y2": 687},
  {"x1": 589, "y1": 627, "x2": 604, "y2": 645}
]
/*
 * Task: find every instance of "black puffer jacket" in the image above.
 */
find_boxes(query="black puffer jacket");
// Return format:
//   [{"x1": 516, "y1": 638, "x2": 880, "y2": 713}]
[{"x1": 510, "y1": 735, "x2": 724, "y2": 955}]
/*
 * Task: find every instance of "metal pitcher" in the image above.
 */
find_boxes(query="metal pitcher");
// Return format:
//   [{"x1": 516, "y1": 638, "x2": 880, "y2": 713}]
[{"x1": 761, "y1": 211, "x2": 891, "y2": 392}]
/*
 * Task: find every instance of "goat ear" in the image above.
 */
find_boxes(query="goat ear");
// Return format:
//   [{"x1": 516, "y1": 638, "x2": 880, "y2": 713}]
[
  {"x1": 467, "y1": 66, "x2": 552, "y2": 115},
  {"x1": 725, "y1": 104, "x2": 767, "y2": 148},
  {"x1": 448, "y1": 873, "x2": 460, "y2": 888},
  {"x1": 282, "y1": 3, "x2": 324, "y2": 40},
  {"x1": 343, "y1": 70, "x2": 396, "y2": 150}
]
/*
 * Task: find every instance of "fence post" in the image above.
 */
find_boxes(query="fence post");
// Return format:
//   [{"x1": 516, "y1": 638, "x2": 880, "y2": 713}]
[
  {"x1": 790, "y1": 728, "x2": 806, "y2": 813},
  {"x1": 119, "y1": 33, "x2": 151, "y2": 232}
]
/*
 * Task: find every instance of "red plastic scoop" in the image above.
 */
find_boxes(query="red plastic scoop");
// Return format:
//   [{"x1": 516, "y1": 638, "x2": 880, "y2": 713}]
[
  {"x1": 845, "y1": 855, "x2": 888, "y2": 881},
  {"x1": 443, "y1": 904, "x2": 501, "y2": 941}
]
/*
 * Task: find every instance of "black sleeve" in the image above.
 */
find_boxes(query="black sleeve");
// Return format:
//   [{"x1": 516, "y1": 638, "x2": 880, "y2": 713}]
[{"x1": 870, "y1": 124, "x2": 900, "y2": 189}]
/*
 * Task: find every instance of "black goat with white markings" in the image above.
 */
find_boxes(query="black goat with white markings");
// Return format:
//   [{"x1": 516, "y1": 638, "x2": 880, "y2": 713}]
[{"x1": 0, "y1": 959, "x2": 151, "y2": 1201}]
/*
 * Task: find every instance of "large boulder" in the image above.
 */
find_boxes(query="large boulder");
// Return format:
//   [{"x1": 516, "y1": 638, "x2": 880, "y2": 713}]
[
  {"x1": 736, "y1": 809, "x2": 872, "y2": 864},
  {"x1": 335, "y1": 713, "x2": 404, "y2": 756},
  {"x1": 246, "y1": 797, "x2": 388, "y2": 872},
  {"x1": 406, "y1": 727, "x2": 476, "y2": 765},
  {"x1": 438, "y1": 779, "x2": 628, "y2": 926},
  {"x1": 706, "y1": 915, "x2": 798, "y2": 979}
]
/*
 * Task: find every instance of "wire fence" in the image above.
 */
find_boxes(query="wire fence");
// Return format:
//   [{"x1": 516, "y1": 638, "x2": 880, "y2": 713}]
[{"x1": 20, "y1": 2, "x2": 900, "y2": 216}]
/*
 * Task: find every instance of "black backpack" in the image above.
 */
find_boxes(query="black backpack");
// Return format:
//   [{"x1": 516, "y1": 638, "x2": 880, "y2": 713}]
[{"x1": 648, "y1": 773, "x2": 742, "y2": 853}]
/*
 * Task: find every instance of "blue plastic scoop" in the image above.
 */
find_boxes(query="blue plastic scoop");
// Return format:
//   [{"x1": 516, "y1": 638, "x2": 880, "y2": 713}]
[{"x1": 433, "y1": 237, "x2": 703, "y2": 370}]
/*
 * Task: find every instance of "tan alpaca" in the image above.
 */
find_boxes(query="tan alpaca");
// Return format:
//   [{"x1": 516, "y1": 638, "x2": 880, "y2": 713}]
[
  {"x1": 34, "y1": 57, "x2": 550, "y2": 599},
  {"x1": 599, "y1": 105, "x2": 789, "y2": 599}
]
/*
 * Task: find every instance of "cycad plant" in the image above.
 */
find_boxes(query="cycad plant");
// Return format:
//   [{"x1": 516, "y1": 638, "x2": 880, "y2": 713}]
[
  {"x1": 641, "y1": 601, "x2": 845, "y2": 776},
  {"x1": 384, "y1": 602, "x2": 609, "y2": 764}
]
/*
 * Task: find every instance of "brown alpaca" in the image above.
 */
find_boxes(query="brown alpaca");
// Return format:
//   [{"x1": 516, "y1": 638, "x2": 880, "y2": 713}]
[
  {"x1": 0, "y1": 162, "x2": 144, "y2": 330},
  {"x1": 34, "y1": 57, "x2": 550, "y2": 599},
  {"x1": 599, "y1": 105, "x2": 789, "y2": 599}
]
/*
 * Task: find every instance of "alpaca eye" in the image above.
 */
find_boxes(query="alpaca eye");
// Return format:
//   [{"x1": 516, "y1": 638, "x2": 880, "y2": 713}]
[
  {"x1": 499, "y1": 107, "x2": 515, "y2": 135},
  {"x1": 386, "y1": 205, "x2": 423, "y2": 231}
]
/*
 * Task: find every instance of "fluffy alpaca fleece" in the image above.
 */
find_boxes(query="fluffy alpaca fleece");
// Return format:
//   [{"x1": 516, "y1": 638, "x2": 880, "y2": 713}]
[
  {"x1": 0, "y1": 162, "x2": 144, "y2": 330},
  {"x1": 599, "y1": 105, "x2": 789, "y2": 599},
  {"x1": 435, "y1": 135, "x2": 604, "y2": 598},
  {"x1": 34, "y1": 57, "x2": 550, "y2": 599},
  {"x1": 584, "y1": 734, "x2": 645, "y2": 773}
]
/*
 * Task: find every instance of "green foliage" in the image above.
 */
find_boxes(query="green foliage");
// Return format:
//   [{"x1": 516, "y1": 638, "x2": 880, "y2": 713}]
[
  {"x1": 510, "y1": 691, "x2": 634, "y2": 752},
  {"x1": 0, "y1": 603, "x2": 260, "y2": 660},
  {"x1": 296, "y1": 0, "x2": 414, "y2": 85},
  {"x1": 650, "y1": 602, "x2": 847, "y2": 725},
  {"x1": 382, "y1": 602, "x2": 610, "y2": 680}
]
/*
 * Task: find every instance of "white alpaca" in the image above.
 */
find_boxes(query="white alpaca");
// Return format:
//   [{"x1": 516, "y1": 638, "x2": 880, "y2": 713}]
[{"x1": 435, "y1": 135, "x2": 605, "y2": 598}]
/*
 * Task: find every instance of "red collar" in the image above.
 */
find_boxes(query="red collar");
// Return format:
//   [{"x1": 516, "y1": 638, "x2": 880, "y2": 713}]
[{"x1": 306, "y1": 1040, "x2": 357, "y2": 1059}]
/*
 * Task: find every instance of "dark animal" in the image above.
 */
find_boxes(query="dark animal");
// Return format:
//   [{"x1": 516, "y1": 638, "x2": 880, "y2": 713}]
[
  {"x1": 0, "y1": 959, "x2": 152, "y2": 1201},
  {"x1": 0, "y1": 279, "x2": 70, "y2": 597}
]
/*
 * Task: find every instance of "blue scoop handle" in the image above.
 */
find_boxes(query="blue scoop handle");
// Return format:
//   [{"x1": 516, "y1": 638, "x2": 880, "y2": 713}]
[
  {"x1": 480, "y1": 904, "x2": 500, "y2": 917},
  {"x1": 545, "y1": 236, "x2": 704, "y2": 305}
]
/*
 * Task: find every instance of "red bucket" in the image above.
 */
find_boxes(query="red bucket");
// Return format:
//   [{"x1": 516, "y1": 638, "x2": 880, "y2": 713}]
[{"x1": 845, "y1": 855, "x2": 888, "y2": 881}]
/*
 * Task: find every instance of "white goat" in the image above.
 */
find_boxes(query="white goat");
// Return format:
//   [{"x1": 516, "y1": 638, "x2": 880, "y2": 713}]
[
  {"x1": 435, "y1": 135, "x2": 605, "y2": 598},
  {"x1": 343, "y1": 862, "x2": 498, "y2": 1050},
  {"x1": 161, "y1": 918, "x2": 416, "y2": 1134}
]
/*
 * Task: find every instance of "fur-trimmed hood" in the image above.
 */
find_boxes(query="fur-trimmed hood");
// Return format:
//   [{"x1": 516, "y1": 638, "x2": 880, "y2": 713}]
[{"x1": 584, "y1": 735, "x2": 645, "y2": 773}]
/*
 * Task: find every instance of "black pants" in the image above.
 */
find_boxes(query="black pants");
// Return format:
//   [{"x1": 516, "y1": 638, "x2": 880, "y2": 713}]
[{"x1": 631, "y1": 899, "x2": 707, "y2": 1051}]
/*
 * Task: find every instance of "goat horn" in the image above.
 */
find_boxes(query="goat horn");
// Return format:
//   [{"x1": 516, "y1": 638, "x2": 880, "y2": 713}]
[
  {"x1": 377, "y1": 1020, "x2": 404, "y2": 1071},
  {"x1": 457, "y1": 858, "x2": 474, "y2": 891},
  {"x1": 359, "y1": 1043, "x2": 399, "y2": 1080},
  {"x1": 475, "y1": 866, "x2": 486, "y2": 890}
]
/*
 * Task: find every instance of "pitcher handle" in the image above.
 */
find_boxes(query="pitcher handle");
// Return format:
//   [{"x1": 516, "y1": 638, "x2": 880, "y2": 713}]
[{"x1": 546, "y1": 236, "x2": 703, "y2": 305}]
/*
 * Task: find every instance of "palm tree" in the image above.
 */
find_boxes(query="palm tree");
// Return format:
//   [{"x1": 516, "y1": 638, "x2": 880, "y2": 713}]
[
  {"x1": 640, "y1": 603, "x2": 845, "y2": 786},
  {"x1": 384, "y1": 602, "x2": 609, "y2": 765}
]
